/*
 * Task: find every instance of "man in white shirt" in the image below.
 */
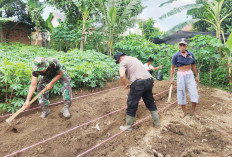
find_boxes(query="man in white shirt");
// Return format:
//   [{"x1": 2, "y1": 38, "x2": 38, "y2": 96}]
[{"x1": 144, "y1": 57, "x2": 163, "y2": 75}]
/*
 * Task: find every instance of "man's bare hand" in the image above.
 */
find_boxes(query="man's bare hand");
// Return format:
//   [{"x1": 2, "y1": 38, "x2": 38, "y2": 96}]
[
  {"x1": 195, "y1": 76, "x2": 199, "y2": 84},
  {"x1": 23, "y1": 100, "x2": 31, "y2": 109},
  {"x1": 124, "y1": 84, "x2": 130, "y2": 90},
  {"x1": 169, "y1": 78, "x2": 174, "y2": 85},
  {"x1": 46, "y1": 83, "x2": 53, "y2": 90}
]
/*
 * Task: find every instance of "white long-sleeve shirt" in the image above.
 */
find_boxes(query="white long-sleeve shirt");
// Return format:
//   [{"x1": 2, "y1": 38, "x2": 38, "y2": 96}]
[{"x1": 144, "y1": 63, "x2": 154, "y2": 71}]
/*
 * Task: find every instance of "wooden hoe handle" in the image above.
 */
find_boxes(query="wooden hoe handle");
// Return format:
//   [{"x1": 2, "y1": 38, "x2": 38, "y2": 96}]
[
  {"x1": 6, "y1": 88, "x2": 47, "y2": 124},
  {"x1": 167, "y1": 84, "x2": 173, "y2": 103}
]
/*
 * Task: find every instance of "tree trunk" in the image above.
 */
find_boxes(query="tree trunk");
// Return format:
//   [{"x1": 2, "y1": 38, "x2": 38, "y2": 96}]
[
  {"x1": 80, "y1": 11, "x2": 88, "y2": 51},
  {"x1": 108, "y1": 29, "x2": 114, "y2": 56},
  {"x1": 35, "y1": 26, "x2": 39, "y2": 45},
  {"x1": 80, "y1": 23, "x2": 85, "y2": 51},
  {"x1": 229, "y1": 53, "x2": 232, "y2": 92},
  {"x1": 0, "y1": 23, "x2": 2, "y2": 43}
]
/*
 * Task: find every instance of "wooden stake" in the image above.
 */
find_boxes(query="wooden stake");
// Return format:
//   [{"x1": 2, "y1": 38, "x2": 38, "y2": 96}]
[{"x1": 167, "y1": 84, "x2": 173, "y2": 103}]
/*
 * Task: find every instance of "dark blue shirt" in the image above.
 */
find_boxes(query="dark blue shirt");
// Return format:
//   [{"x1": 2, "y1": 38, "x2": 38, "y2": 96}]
[{"x1": 171, "y1": 51, "x2": 196, "y2": 67}]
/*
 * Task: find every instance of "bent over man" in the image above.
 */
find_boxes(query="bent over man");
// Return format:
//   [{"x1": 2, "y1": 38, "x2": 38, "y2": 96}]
[
  {"x1": 170, "y1": 38, "x2": 199, "y2": 118},
  {"x1": 24, "y1": 57, "x2": 72, "y2": 118},
  {"x1": 114, "y1": 52, "x2": 160, "y2": 131}
]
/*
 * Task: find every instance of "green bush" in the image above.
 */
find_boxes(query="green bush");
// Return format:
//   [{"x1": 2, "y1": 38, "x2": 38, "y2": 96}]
[
  {"x1": 189, "y1": 35, "x2": 229, "y2": 89},
  {"x1": 113, "y1": 34, "x2": 178, "y2": 79},
  {"x1": 0, "y1": 43, "x2": 118, "y2": 112},
  {"x1": 114, "y1": 34, "x2": 229, "y2": 89}
]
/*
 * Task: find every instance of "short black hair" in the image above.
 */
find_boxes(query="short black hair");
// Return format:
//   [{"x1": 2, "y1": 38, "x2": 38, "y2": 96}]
[{"x1": 147, "y1": 57, "x2": 154, "y2": 62}]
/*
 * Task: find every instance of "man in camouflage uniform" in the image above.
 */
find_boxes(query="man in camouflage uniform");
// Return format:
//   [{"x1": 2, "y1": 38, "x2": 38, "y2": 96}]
[{"x1": 24, "y1": 57, "x2": 72, "y2": 118}]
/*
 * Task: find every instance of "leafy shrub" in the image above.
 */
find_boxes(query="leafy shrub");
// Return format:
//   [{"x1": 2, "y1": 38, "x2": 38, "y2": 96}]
[
  {"x1": 113, "y1": 34, "x2": 178, "y2": 79},
  {"x1": 0, "y1": 43, "x2": 118, "y2": 112},
  {"x1": 188, "y1": 35, "x2": 229, "y2": 89},
  {"x1": 114, "y1": 34, "x2": 229, "y2": 89}
]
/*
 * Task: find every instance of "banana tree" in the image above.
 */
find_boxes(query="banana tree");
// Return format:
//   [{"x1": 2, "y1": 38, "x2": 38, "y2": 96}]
[
  {"x1": 159, "y1": 0, "x2": 232, "y2": 46},
  {"x1": 99, "y1": 0, "x2": 142, "y2": 56},
  {"x1": 73, "y1": 0, "x2": 98, "y2": 51},
  {"x1": 27, "y1": 0, "x2": 46, "y2": 45},
  {"x1": 159, "y1": 1, "x2": 203, "y2": 38},
  {"x1": 220, "y1": 33, "x2": 232, "y2": 91},
  {"x1": 201, "y1": 0, "x2": 232, "y2": 44}
]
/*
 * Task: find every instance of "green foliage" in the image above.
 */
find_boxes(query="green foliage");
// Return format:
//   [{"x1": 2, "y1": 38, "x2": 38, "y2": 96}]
[
  {"x1": 114, "y1": 34, "x2": 229, "y2": 89},
  {"x1": 0, "y1": 7, "x2": 13, "y2": 22},
  {"x1": 188, "y1": 0, "x2": 232, "y2": 34},
  {"x1": 189, "y1": 35, "x2": 229, "y2": 89},
  {"x1": 62, "y1": 49, "x2": 118, "y2": 88},
  {"x1": 50, "y1": 20, "x2": 107, "y2": 52},
  {"x1": 27, "y1": 0, "x2": 45, "y2": 26},
  {"x1": 98, "y1": 0, "x2": 144, "y2": 55},
  {"x1": 159, "y1": 0, "x2": 232, "y2": 42},
  {"x1": 46, "y1": 0, "x2": 82, "y2": 24},
  {"x1": 139, "y1": 18, "x2": 163, "y2": 40},
  {"x1": 0, "y1": 43, "x2": 118, "y2": 113},
  {"x1": 113, "y1": 34, "x2": 178, "y2": 79},
  {"x1": 84, "y1": 27, "x2": 108, "y2": 53},
  {"x1": 45, "y1": 12, "x2": 54, "y2": 33},
  {"x1": 50, "y1": 21, "x2": 82, "y2": 51},
  {"x1": 0, "y1": 0, "x2": 35, "y2": 28}
]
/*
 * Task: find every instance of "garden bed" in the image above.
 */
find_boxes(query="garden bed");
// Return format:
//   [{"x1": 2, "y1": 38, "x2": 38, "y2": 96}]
[{"x1": 0, "y1": 80, "x2": 232, "y2": 157}]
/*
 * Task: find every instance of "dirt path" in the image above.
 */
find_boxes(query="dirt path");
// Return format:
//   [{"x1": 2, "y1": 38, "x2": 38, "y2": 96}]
[{"x1": 0, "y1": 80, "x2": 231, "y2": 157}]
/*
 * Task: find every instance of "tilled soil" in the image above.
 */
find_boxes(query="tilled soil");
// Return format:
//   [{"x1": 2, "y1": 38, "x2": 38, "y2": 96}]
[{"x1": 0, "y1": 80, "x2": 231, "y2": 157}]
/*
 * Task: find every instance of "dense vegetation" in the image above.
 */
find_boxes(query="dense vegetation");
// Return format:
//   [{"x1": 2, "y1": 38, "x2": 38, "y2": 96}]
[
  {"x1": 0, "y1": 43, "x2": 118, "y2": 112},
  {"x1": 114, "y1": 34, "x2": 230, "y2": 89},
  {"x1": 0, "y1": 0, "x2": 231, "y2": 114}
]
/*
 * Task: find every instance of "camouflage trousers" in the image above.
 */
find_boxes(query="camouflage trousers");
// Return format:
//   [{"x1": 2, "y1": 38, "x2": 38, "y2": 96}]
[{"x1": 37, "y1": 70, "x2": 72, "y2": 109}]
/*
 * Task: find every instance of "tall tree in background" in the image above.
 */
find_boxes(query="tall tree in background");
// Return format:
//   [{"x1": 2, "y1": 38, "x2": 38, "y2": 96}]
[
  {"x1": 0, "y1": 0, "x2": 35, "y2": 42},
  {"x1": 139, "y1": 18, "x2": 162, "y2": 40},
  {"x1": 98, "y1": 0, "x2": 143, "y2": 56},
  {"x1": 73, "y1": 0, "x2": 98, "y2": 51},
  {"x1": 27, "y1": 0, "x2": 46, "y2": 45},
  {"x1": 188, "y1": 0, "x2": 232, "y2": 34},
  {"x1": 46, "y1": 0, "x2": 82, "y2": 24},
  {"x1": 0, "y1": 0, "x2": 34, "y2": 26},
  {"x1": 199, "y1": 0, "x2": 232, "y2": 44},
  {"x1": 159, "y1": 0, "x2": 232, "y2": 45}
]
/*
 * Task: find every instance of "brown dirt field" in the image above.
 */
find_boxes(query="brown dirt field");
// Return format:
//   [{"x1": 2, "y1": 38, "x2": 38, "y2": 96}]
[{"x1": 0, "y1": 80, "x2": 232, "y2": 157}]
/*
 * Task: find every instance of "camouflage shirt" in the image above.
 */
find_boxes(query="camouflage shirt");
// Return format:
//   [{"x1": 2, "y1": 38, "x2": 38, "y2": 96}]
[{"x1": 32, "y1": 58, "x2": 63, "y2": 78}]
